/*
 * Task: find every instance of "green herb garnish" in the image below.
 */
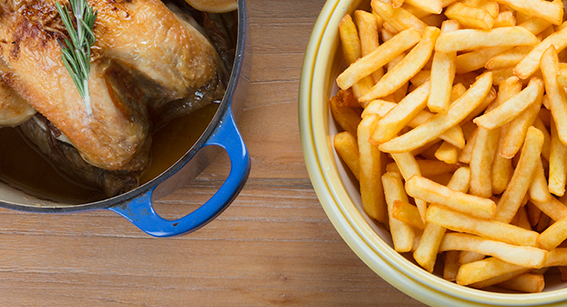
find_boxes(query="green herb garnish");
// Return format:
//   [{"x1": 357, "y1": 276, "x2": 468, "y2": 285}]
[{"x1": 56, "y1": 0, "x2": 98, "y2": 116}]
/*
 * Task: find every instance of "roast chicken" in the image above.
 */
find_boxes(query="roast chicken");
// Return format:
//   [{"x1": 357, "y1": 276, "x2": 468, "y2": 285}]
[{"x1": 0, "y1": 0, "x2": 231, "y2": 196}]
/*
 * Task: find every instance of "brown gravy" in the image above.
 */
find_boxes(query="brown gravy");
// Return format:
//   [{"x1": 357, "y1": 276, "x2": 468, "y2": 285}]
[{"x1": 0, "y1": 103, "x2": 218, "y2": 204}]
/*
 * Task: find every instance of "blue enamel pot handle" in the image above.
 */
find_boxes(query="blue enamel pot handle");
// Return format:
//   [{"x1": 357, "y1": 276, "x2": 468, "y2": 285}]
[{"x1": 107, "y1": 107, "x2": 250, "y2": 237}]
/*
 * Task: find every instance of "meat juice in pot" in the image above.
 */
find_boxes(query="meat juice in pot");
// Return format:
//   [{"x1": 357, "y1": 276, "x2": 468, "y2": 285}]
[{"x1": 0, "y1": 102, "x2": 219, "y2": 204}]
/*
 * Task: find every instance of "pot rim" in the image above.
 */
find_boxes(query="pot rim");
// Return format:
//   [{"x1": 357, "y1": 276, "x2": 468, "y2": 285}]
[{"x1": 0, "y1": 0, "x2": 247, "y2": 213}]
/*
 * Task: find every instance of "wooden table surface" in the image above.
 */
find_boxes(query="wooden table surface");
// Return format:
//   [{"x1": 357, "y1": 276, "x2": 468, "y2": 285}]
[{"x1": 0, "y1": 1, "x2": 425, "y2": 306}]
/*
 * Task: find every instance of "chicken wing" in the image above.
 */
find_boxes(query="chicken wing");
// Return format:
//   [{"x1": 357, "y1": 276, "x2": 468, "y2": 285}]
[
  {"x1": 0, "y1": 80, "x2": 36, "y2": 126},
  {"x1": 93, "y1": 0, "x2": 219, "y2": 103}
]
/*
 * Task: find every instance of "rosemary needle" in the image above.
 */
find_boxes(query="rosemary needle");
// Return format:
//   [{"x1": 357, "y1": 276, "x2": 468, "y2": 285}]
[{"x1": 56, "y1": 0, "x2": 98, "y2": 116}]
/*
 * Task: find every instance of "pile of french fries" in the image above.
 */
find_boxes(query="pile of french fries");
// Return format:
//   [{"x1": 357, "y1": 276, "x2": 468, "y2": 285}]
[{"x1": 331, "y1": 0, "x2": 567, "y2": 293}]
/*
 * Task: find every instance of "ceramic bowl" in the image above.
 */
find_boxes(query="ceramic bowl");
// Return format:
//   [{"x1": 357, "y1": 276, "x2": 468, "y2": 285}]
[{"x1": 299, "y1": 0, "x2": 567, "y2": 305}]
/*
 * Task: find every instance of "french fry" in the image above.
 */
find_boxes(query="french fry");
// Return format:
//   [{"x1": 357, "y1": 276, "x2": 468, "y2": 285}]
[
  {"x1": 339, "y1": 15, "x2": 375, "y2": 99},
  {"x1": 360, "y1": 27, "x2": 440, "y2": 102},
  {"x1": 382, "y1": 21, "x2": 401, "y2": 35},
  {"x1": 380, "y1": 23, "x2": 398, "y2": 41},
  {"x1": 392, "y1": 200, "x2": 426, "y2": 229},
  {"x1": 450, "y1": 82, "x2": 467, "y2": 103},
  {"x1": 537, "y1": 216, "x2": 567, "y2": 250},
  {"x1": 458, "y1": 126, "x2": 478, "y2": 164},
  {"x1": 549, "y1": 120, "x2": 567, "y2": 197},
  {"x1": 485, "y1": 46, "x2": 532, "y2": 70},
  {"x1": 457, "y1": 257, "x2": 528, "y2": 286},
  {"x1": 362, "y1": 100, "x2": 466, "y2": 148},
  {"x1": 491, "y1": 77, "x2": 522, "y2": 194},
  {"x1": 463, "y1": 0, "x2": 499, "y2": 18},
  {"x1": 337, "y1": 28, "x2": 421, "y2": 91},
  {"x1": 492, "y1": 0, "x2": 564, "y2": 25},
  {"x1": 358, "y1": 115, "x2": 387, "y2": 224},
  {"x1": 339, "y1": 14, "x2": 361, "y2": 64},
  {"x1": 391, "y1": 0, "x2": 405, "y2": 8},
  {"x1": 401, "y1": 2, "x2": 432, "y2": 19},
  {"x1": 409, "y1": 69, "x2": 431, "y2": 86},
  {"x1": 390, "y1": 152, "x2": 428, "y2": 220},
  {"x1": 388, "y1": 53, "x2": 410, "y2": 103},
  {"x1": 499, "y1": 91, "x2": 542, "y2": 159},
  {"x1": 528, "y1": 159, "x2": 552, "y2": 204},
  {"x1": 456, "y1": 46, "x2": 513, "y2": 74},
  {"x1": 474, "y1": 78, "x2": 544, "y2": 130},
  {"x1": 495, "y1": 127, "x2": 545, "y2": 223},
  {"x1": 493, "y1": 11, "x2": 516, "y2": 28},
  {"x1": 334, "y1": 132, "x2": 360, "y2": 180},
  {"x1": 443, "y1": 251, "x2": 460, "y2": 281},
  {"x1": 530, "y1": 197, "x2": 567, "y2": 222},
  {"x1": 541, "y1": 46, "x2": 567, "y2": 146},
  {"x1": 540, "y1": 24, "x2": 557, "y2": 39},
  {"x1": 444, "y1": 2, "x2": 494, "y2": 30},
  {"x1": 382, "y1": 172, "x2": 416, "y2": 252},
  {"x1": 426, "y1": 204, "x2": 540, "y2": 247},
  {"x1": 439, "y1": 233, "x2": 549, "y2": 268},
  {"x1": 428, "y1": 20, "x2": 459, "y2": 114},
  {"x1": 434, "y1": 141, "x2": 458, "y2": 164},
  {"x1": 370, "y1": 81, "x2": 430, "y2": 143},
  {"x1": 518, "y1": 17, "x2": 553, "y2": 35},
  {"x1": 330, "y1": 93, "x2": 362, "y2": 136},
  {"x1": 470, "y1": 103, "x2": 500, "y2": 197},
  {"x1": 463, "y1": 83, "x2": 498, "y2": 120},
  {"x1": 386, "y1": 159, "x2": 458, "y2": 177},
  {"x1": 490, "y1": 66, "x2": 518, "y2": 86},
  {"x1": 496, "y1": 273, "x2": 545, "y2": 293},
  {"x1": 435, "y1": 27, "x2": 538, "y2": 53},
  {"x1": 412, "y1": 140, "x2": 443, "y2": 159},
  {"x1": 544, "y1": 248, "x2": 567, "y2": 267},
  {"x1": 405, "y1": 175, "x2": 496, "y2": 219},
  {"x1": 413, "y1": 167, "x2": 471, "y2": 272},
  {"x1": 333, "y1": 88, "x2": 360, "y2": 108},
  {"x1": 354, "y1": 10, "x2": 384, "y2": 83},
  {"x1": 458, "y1": 87, "x2": 497, "y2": 129},
  {"x1": 371, "y1": 0, "x2": 428, "y2": 33},
  {"x1": 404, "y1": 0, "x2": 442, "y2": 14},
  {"x1": 360, "y1": 99, "x2": 390, "y2": 118},
  {"x1": 533, "y1": 117, "x2": 552, "y2": 161},
  {"x1": 459, "y1": 252, "x2": 486, "y2": 265},
  {"x1": 558, "y1": 66, "x2": 567, "y2": 88},
  {"x1": 453, "y1": 72, "x2": 480, "y2": 88},
  {"x1": 454, "y1": 12, "x2": 557, "y2": 72},
  {"x1": 515, "y1": 25, "x2": 567, "y2": 79},
  {"x1": 379, "y1": 72, "x2": 493, "y2": 153}
]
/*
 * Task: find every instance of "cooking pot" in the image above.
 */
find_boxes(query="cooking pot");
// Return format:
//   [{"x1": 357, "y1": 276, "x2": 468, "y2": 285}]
[{"x1": 0, "y1": 0, "x2": 251, "y2": 238}]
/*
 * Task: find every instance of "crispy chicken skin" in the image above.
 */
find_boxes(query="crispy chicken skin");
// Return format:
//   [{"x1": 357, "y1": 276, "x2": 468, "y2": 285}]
[
  {"x1": 94, "y1": 0, "x2": 218, "y2": 102},
  {"x1": 0, "y1": 80, "x2": 36, "y2": 126},
  {"x1": 0, "y1": 0, "x2": 219, "y2": 171}
]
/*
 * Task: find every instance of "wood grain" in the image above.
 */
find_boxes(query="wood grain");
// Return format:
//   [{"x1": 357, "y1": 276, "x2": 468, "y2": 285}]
[{"x1": 0, "y1": 1, "x2": 425, "y2": 305}]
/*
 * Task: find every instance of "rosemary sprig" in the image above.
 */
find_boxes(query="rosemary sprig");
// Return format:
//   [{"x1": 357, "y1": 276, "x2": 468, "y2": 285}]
[{"x1": 56, "y1": 0, "x2": 98, "y2": 116}]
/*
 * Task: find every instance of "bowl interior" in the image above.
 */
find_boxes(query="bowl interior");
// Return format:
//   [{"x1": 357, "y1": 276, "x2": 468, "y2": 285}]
[{"x1": 300, "y1": 0, "x2": 567, "y2": 305}]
